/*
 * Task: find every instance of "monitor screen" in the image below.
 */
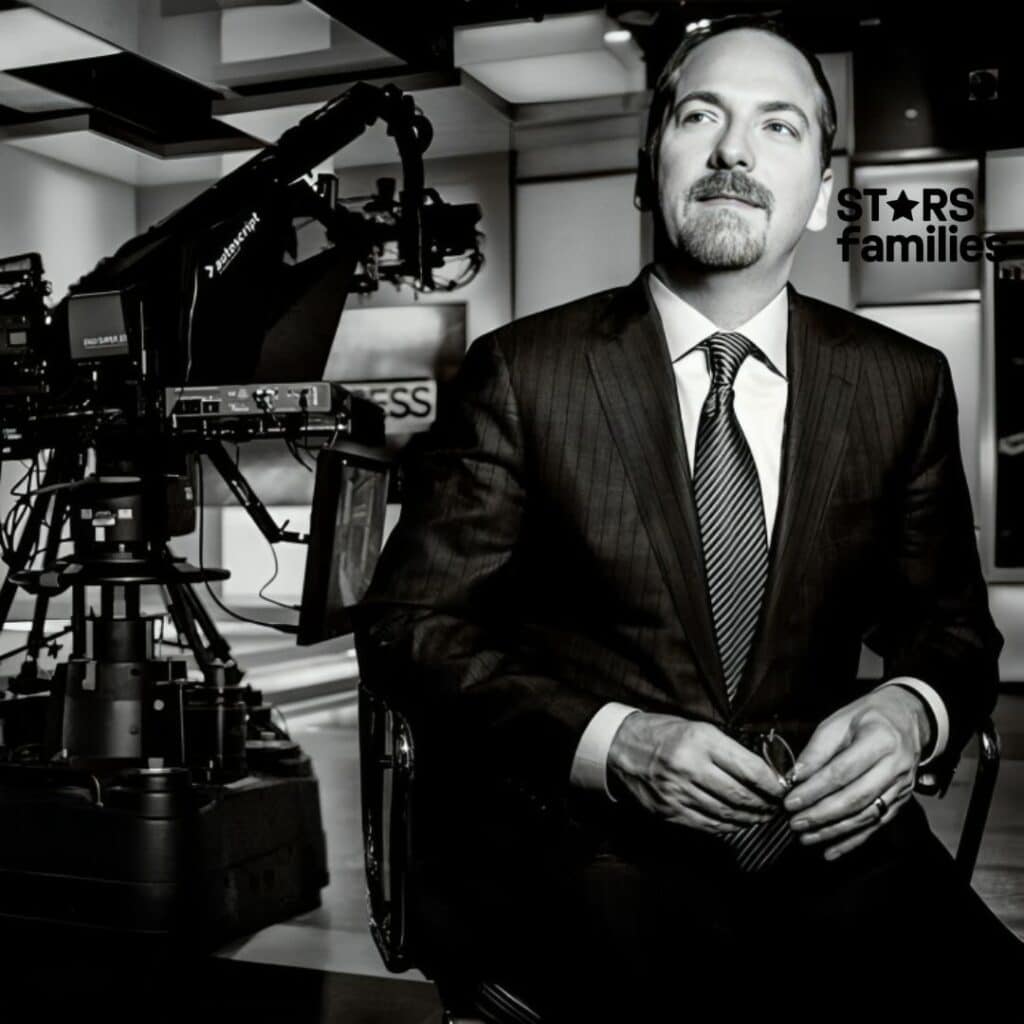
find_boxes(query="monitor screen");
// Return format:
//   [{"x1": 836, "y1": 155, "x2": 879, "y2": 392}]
[{"x1": 298, "y1": 441, "x2": 390, "y2": 645}]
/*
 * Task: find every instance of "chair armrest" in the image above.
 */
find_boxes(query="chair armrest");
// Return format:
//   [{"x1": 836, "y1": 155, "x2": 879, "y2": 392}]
[
  {"x1": 913, "y1": 717, "x2": 1000, "y2": 798},
  {"x1": 954, "y1": 717, "x2": 1001, "y2": 881},
  {"x1": 913, "y1": 717, "x2": 1000, "y2": 882}
]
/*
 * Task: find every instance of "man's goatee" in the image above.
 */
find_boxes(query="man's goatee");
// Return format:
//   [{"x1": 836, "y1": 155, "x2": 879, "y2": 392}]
[{"x1": 676, "y1": 209, "x2": 765, "y2": 269}]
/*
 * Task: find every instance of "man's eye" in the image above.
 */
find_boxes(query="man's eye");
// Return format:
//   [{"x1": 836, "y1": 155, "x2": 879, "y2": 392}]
[
  {"x1": 680, "y1": 110, "x2": 714, "y2": 125},
  {"x1": 766, "y1": 120, "x2": 798, "y2": 138}
]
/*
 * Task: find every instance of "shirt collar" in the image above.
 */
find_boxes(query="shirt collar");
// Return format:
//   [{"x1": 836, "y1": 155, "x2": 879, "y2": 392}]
[{"x1": 646, "y1": 266, "x2": 788, "y2": 379}]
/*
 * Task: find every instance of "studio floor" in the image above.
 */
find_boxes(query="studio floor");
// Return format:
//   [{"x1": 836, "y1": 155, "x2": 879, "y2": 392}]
[{"x1": 2, "y1": 619, "x2": 1023, "y2": 1020}]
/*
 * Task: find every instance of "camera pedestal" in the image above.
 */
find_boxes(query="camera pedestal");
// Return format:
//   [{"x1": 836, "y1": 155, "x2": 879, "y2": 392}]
[
  {"x1": 0, "y1": 760, "x2": 328, "y2": 948},
  {"x1": 0, "y1": 467, "x2": 330, "y2": 947}
]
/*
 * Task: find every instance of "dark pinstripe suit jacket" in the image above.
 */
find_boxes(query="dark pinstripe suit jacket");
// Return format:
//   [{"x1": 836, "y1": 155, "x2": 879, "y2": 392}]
[{"x1": 355, "y1": 269, "x2": 1003, "y2": 829}]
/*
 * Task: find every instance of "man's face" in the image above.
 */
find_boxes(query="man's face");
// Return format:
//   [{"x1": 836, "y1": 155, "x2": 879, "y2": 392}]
[{"x1": 655, "y1": 28, "x2": 833, "y2": 271}]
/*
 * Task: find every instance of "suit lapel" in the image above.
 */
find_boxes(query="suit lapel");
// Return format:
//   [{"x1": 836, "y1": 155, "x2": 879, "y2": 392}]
[
  {"x1": 584, "y1": 277, "x2": 861, "y2": 719},
  {"x1": 586, "y1": 275, "x2": 730, "y2": 716},
  {"x1": 732, "y1": 285, "x2": 862, "y2": 712}
]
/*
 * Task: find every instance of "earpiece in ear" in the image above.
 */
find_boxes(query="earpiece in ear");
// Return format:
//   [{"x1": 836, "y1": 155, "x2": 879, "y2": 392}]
[{"x1": 634, "y1": 146, "x2": 654, "y2": 211}]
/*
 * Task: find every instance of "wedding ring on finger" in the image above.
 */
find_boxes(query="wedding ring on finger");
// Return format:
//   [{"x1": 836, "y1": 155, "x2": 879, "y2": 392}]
[{"x1": 873, "y1": 794, "x2": 888, "y2": 820}]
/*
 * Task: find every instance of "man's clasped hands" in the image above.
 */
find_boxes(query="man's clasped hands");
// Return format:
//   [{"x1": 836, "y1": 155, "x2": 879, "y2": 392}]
[{"x1": 607, "y1": 685, "x2": 932, "y2": 861}]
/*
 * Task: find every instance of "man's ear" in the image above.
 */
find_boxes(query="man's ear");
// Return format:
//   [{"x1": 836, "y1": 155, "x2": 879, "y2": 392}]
[
  {"x1": 634, "y1": 147, "x2": 654, "y2": 211},
  {"x1": 805, "y1": 167, "x2": 834, "y2": 233}
]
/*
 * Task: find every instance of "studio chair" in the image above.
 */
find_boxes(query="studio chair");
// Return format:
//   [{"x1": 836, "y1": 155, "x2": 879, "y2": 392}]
[
  {"x1": 358, "y1": 682, "x2": 542, "y2": 1024},
  {"x1": 358, "y1": 680, "x2": 1000, "y2": 1023}
]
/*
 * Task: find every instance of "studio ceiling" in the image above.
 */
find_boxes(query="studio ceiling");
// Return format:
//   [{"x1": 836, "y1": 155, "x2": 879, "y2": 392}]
[{"x1": 0, "y1": 1, "x2": 1019, "y2": 186}]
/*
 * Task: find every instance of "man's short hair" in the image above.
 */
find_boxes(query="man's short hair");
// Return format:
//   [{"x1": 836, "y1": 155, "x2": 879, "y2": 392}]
[{"x1": 637, "y1": 15, "x2": 838, "y2": 209}]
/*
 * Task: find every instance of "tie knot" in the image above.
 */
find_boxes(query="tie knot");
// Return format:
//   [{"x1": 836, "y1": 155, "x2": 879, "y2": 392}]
[{"x1": 701, "y1": 331, "x2": 755, "y2": 388}]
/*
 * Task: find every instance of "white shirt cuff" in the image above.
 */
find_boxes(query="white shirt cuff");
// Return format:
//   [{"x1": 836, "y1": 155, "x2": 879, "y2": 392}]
[
  {"x1": 569, "y1": 702, "x2": 640, "y2": 800},
  {"x1": 873, "y1": 677, "x2": 949, "y2": 766}
]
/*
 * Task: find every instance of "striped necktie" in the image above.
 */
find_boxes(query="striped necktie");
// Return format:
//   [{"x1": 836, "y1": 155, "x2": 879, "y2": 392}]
[{"x1": 692, "y1": 331, "x2": 793, "y2": 872}]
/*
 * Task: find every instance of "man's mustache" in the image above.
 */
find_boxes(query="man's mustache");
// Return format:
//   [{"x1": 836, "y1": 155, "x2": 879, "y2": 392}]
[{"x1": 689, "y1": 171, "x2": 774, "y2": 212}]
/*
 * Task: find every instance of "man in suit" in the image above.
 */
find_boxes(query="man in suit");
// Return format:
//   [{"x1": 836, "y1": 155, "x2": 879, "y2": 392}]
[{"x1": 355, "y1": 15, "x2": 1023, "y2": 1017}]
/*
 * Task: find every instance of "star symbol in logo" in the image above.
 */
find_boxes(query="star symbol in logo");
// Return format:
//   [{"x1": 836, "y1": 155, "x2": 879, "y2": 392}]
[{"x1": 887, "y1": 190, "x2": 919, "y2": 221}]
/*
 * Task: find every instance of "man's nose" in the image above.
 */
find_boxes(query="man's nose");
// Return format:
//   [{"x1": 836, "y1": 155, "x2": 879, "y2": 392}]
[{"x1": 709, "y1": 120, "x2": 754, "y2": 170}]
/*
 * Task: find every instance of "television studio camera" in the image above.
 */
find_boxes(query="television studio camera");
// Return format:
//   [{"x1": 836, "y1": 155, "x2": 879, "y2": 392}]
[{"x1": 0, "y1": 81, "x2": 482, "y2": 947}]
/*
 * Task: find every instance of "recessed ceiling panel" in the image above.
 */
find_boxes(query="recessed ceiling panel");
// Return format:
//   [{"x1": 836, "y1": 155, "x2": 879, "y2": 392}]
[
  {"x1": 8, "y1": 129, "x2": 227, "y2": 185},
  {"x1": 0, "y1": 70, "x2": 81, "y2": 112},
  {"x1": 0, "y1": 7, "x2": 119, "y2": 69},
  {"x1": 221, "y1": 1, "x2": 331, "y2": 64},
  {"x1": 10, "y1": 52, "x2": 218, "y2": 129},
  {"x1": 465, "y1": 51, "x2": 644, "y2": 104},
  {"x1": 7, "y1": 51, "x2": 260, "y2": 153}
]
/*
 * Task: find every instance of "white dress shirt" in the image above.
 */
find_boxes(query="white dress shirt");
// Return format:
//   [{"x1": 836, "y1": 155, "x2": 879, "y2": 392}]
[{"x1": 570, "y1": 269, "x2": 949, "y2": 797}]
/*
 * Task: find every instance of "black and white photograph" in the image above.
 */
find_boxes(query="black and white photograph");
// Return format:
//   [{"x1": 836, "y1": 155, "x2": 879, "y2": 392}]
[{"x1": 1, "y1": 1, "x2": 1023, "y2": 1019}]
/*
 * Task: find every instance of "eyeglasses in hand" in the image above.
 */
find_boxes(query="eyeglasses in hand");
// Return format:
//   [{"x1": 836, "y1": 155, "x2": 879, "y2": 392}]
[{"x1": 757, "y1": 727, "x2": 798, "y2": 790}]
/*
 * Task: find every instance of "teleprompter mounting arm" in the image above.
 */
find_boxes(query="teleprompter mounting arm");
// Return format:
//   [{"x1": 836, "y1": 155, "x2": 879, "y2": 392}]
[{"x1": 203, "y1": 439, "x2": 308, "y2": 547}]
